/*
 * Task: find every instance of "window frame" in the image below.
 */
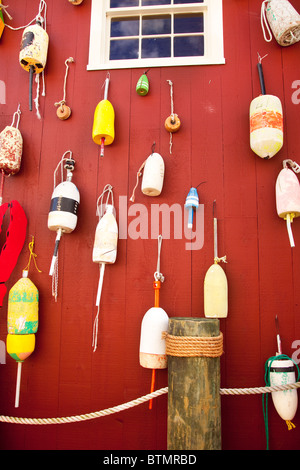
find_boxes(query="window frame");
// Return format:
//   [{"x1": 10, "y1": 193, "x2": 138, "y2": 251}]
[{"x1": 87, "y1": 0, "x2": 225, "y2": 70}]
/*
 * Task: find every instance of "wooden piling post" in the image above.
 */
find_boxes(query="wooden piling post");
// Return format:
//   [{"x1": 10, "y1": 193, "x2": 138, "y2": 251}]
[{"x1": 166, "y1": 317, "x2": 223, "y2": 450}]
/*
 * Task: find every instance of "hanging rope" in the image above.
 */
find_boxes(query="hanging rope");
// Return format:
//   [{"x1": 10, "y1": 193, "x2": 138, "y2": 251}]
[
  {"x1": 22, "y1": 236, "x2": 42, "y2": 274},
  {"x1": 154, "y1": 234, "x2": 164, "y2": 283},
  {"x1": 54, "y1": 57, "x2": 74, "y2": 116}
]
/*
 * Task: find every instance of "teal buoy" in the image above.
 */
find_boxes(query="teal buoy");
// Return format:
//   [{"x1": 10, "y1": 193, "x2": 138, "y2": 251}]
[{"x1": 136, "y1": 70, "x2": 149, "y2": 96}]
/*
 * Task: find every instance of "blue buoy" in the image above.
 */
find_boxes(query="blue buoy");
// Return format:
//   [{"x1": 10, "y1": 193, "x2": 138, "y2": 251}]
[{"x1": 185, "y1": 187, "x2": 199, "y2": 229}]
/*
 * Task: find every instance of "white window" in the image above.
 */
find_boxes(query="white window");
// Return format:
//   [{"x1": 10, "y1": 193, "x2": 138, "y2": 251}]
[{"x1": 88, "y1": 0, "x2": 225, "y2": 70}]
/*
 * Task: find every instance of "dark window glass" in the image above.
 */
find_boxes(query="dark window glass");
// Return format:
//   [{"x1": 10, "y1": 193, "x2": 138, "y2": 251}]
[
  {"x1": 174, "y1": 0, "x2": 203, "y2": 3},
  {"x1": 174, "y1": 35, "x2": 204, "y2": 56},
  {"x1": 110, "y1": 0, "x2": 138, "y2": 7},
  {"x1": 174, "y1": 13, "x2": 203, "y2": 33},
  {"x1": 111, "y1": 17, "x2": 139, "y2": 37},
  {"x1": 142, "y1": 15, "x2": 171, "y2": 35},
  {"x1": 110, "y1": 39, "x2": 139, "y2": 60},
  {"x1": 142, "y1": 37, "x2": 171, "y2": 58},
  {"x1": 142, "y1": 0, "x2": 171, "y2": 5}
]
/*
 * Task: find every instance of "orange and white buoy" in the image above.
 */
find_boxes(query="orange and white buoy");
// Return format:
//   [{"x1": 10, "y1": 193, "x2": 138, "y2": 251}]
[
  {"x1": 139, "y1": 235, "x2": 169, "y2": 409},
  {"x1": 250, "y1": 54, "x2": 283, "y2": 159}
]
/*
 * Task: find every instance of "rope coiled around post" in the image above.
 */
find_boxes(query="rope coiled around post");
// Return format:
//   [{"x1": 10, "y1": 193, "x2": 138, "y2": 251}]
[{"x1": 164, "y1": 332, "x2": 224, "y2": 358}]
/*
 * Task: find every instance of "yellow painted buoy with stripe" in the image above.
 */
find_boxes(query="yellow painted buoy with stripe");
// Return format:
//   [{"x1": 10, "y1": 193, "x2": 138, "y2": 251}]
[{"x1": 6, "y1": 237, "x2": 41, "y2": 407}]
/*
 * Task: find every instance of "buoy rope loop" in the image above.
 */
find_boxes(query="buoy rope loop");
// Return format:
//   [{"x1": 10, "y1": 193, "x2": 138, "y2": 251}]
[
  {"x1": 1, "y1": 382, "x2": 300, "y2": 426},
  {"x1": 260, "y1": 1, "x2": 272, "y2": 42},
  {"x1": 164, "y1": 332, "x2": 224, "y2": 358},
  {"x1": 10, "y1": 104, "x2": 21, "y2": 129},
  {"x1": 283, "y1": 159, "x2": 300, "y2": 173},
  {"x1": 96, "y1": 184, "x2": 114, "y2": 219}
]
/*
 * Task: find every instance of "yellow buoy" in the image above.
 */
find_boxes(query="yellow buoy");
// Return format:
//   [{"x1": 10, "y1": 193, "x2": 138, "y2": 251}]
[
  {"x1": 92, "y1": 75, "x2": 115, "y2": 157},
  {"x1": 6, "y1": 237, "x2": 41, "y2": 407}
]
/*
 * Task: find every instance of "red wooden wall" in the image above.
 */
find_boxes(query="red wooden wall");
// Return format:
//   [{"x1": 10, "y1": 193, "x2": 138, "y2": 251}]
[{"x1": 0, "y1": 0, "x2": 300, "y2": 451}]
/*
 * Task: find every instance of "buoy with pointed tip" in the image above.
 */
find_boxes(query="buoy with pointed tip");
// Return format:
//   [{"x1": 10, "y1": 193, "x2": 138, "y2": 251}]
[{"x1": 204, "y1": 201, "x2": 228, "y2": 318}]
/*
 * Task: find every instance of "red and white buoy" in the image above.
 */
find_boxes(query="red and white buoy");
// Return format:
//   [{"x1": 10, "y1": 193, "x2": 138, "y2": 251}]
[{"x1": 139, "y1": 235, "x2": 169, "y2": 409}]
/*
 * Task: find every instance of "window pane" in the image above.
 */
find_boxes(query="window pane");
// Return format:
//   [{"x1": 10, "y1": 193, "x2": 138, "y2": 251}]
[
  {"x1": 142, "y1": 37, "x2": 171, "y2": 58},
  {"x1": 142, "y1": 15, "x2": 171, "y2": 35},
  {"x1": 174, "y1": 0, "x2": 203, "y2": 3},
  {"x1": 174, "y1": 35, "x2": 204, "y2": 56},
  {"x1": 111, "y1": 17, "x2": 139, "y2": 37},
  {"x1": 142, "y1": 0, "x2": 171, "y2": 5},
  {"x1": 110, "y1": 0, "x2": 138, "y2": 7},
  {"x1": 110, "y1": 39, "x2": 139, "y2": 60},
  {"x1": 174, "y1": 14, "x2": 203, "y2": 33}
]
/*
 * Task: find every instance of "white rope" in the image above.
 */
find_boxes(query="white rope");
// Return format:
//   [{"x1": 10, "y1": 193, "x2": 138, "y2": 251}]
[
  {"x1": 1, "y1": 382, "x2": 300, "y2": 426},
  {"x1": 167, "y1": 80, "x2": 174, "y2": 154},
  {"x1": 261, "y1": 1, "x2": 273, "y2": 42},
  {"x1": 154, "y1": 234, "x2": 164, "y2": 283},
  {"x1": 5, "y1": 0, "x2": 47, "y2": 31},
  {"x1": 10, "y1": 103, "x2": 21, "y2": 129},
  {"x1": 54, "y1": 57, "x2": 74, "y2": 109}
]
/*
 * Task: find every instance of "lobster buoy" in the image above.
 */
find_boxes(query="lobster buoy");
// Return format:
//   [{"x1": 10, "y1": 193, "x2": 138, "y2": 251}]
[
  {"x1": 204, "y1": 201, "x2": 228, "y2": 318},
  {"x1": 92, "y1": 75, "x2": 115, "y2": 157},
  {"x1": 19, "y1": 15, "x2": 49, "y2": 112},
  {"x1": 250, "y1": 94, "x2": 283, "y2": 159},
  {"x1": 261, "y1": 0, "x2": 300, "y2": 47},
  {"x1": 136, "y1": 70, "x2": 149, "y2": 96},
  {"x1": 6, "y1": 235, "x2": 40, "y2": 408},
  {"x1": 140, "y1": 301, "x2": 169, "y2": 370},
  {"x1": 92, "y1": 185, "x2": 118, "y2": 352},
  {"x1": 185, "y1": 187, "x2": 199, "y2": 229},
  {"x1": 139, "y1": 236, "x2": 168, "y2": 409},
  {"x1": 130, "y1": 148, "x2": 165, "y2": 202},
  {"x1": 142, "y1": 153, "x2": 165, "y2": 197},
  {"x1": 48, "y1": 152, "x2": 79, "y2": 299},
  {"x1": 68, "y1": 0, "x2": 84, "y2": 4},
  {"x1": 269, "y1": 358, "x2": 298, "y2": 422},
  {"x1": 0, "y1": 105, "x2": 22, "y2": 180},
  {"x1": 7, "y1": 271, "x2": 39, "y2": 408},
  {"x1": 275, "y1": 160, "x2": 300, "y2": 247}
]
